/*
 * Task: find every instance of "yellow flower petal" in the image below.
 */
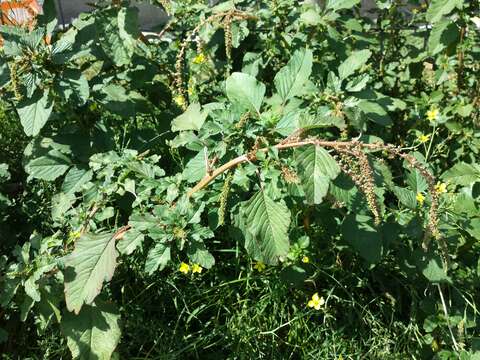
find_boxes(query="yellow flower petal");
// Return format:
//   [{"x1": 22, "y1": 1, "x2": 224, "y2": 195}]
[
  {"x1": 192, "y1": 53, "x2": 206, "y2": 64},
  {"x1": 301, "y1": 256, "x2": 310, "y2": 263},
  {"x1": 308, "y1": 300, "x2": 315, "y2": 308},
  {"x1": 254, "y1": 261, "x2": 266, "y2": 272},
  {"x1": 416, "y1": 192, "x2": 425, "y2": 206},
  {"x1": 179, "y1": 262, "x2": 190, "y2": 274},
  {"x1": 417, "y1": 134, "x2": 430, "y2": 143},
  {"x1": 435, "y1": 182, "x2": 447, "y2": 194},
  {"x1": 192, "y1": 263, "x2": 203, "y2": 274},
  {"x1": 426, "y1": 109, "x2": 439, "y2": 122}
]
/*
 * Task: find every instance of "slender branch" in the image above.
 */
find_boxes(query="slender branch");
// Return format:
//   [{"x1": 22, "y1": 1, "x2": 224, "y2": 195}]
[{"x1": 187, "y1": 138, "x2": 384, "y2": 197}]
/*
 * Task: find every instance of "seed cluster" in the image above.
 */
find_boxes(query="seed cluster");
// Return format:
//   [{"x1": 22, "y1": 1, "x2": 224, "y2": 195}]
[
  {"x1": 218, "y1": 171, "x2": 233, "y2": 226},
  {"x1": 335, "y1": 142, "x2": 380, "y2": 225},
  {"x1": 174, "y1": 10, "x2": 256, "y2": 107}
]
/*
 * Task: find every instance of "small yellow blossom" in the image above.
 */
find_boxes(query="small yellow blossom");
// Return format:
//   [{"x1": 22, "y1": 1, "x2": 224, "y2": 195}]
[
  {"x1": 254, "y1": 261, "x2": 266, "y2": 272},
  {"x1": 307, "y1": 292, "x2": 325, "y2": 310},
  {"x1": 426, "y1": 108, "x2": 439, "y2": 122},
  {"x1": 417, "y1": 133, "x2": 430, "y2": 143},
  {"x1": 69, "y1": 231, "x2": 81, "y2": 240},
  {"x1": 435, "y1": 182, "x2": 447, "y2": 194},
  {"x1": 179, "y1": 262, "x2": 190, "y2": 274},
  {"x1": 173, "y1": 95, "x2": 186, "y2": 107},
  {"x1": 191, "y1": 263, "x2": 203, "y2": 274},
  {"x1": 416, "y1": 192, "x2": 425, "y2": 206},
  {"x1": 302, "y1": 256, "x2": 310, "y2": 263},
  {"x1": 192, "y1": 53, "x2": 206, "y2": 64}
]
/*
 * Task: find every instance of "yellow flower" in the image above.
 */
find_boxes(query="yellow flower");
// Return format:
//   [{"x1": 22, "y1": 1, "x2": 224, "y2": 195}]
[
  {"x1": 417, "y1": 133, "x2": 430, "y2": 143},
  {"x1": 426, "y1": 108, "x2": 439, "y2": 122},
  {"x1": 179, "y1": 262, "x2": 190, "y2": 274},
  {"x1": 307, "y1": 292, "x2": 325, "y2": 310},
  {"x1": 254, "y1": 261, "x2": 266, "y2": 272},
  {"x1": 416, "y1": 192, "x2": 425, "y2": 206},
  {"x1": 191, "y1": 263, "x2": 203, "y2": 274},
  {"x1": 302, "y1": 256, "x2": 310, "y2": 264},
  {"x1": 435, "y1": 182, "x2": 447, "y2": 194},
  {"x1": 68, "y1": 231, "x2": 81, "y2": 240},
  {"x1": 173, "y1": 95, "x2": 186, "y2": 107},
  {"x1": 192, "y1": 53, "x2": 206, "y2": 64}
]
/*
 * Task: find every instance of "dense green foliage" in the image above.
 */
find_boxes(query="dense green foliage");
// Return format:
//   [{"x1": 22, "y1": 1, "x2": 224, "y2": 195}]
[{"x1": 1, "y1": 0, "x2": 480, "y2": 358}]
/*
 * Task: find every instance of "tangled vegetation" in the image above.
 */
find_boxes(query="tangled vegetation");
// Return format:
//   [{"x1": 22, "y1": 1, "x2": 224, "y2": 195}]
[{"x1": 1, "y1": 0, "x2": 480, "y2": 358}]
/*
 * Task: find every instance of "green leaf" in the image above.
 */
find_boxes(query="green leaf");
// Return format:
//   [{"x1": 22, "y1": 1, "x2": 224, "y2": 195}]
[
  {"x1": 342, "y1": 215, "x2": 382, "y2": 263},
  {"x1": 99, "y1": 8, "x2": 139, "y2": 66},
  {"x1": 426, "y1": 0, "x2": 463, "y2": 24},
  {"x1": 358, "y1": 100, "x2": 392, "y2": 126},
  {"x1": 57, "y1": 69, "x2": 90, "y2": 105},
  {"x1": 326, "y1": 0, "x2": 361, "y2": 11},
  {"x1": 61, "y1": 301, "x2": 121, "y2": 360},
  {"x1": 466, "y1": 218, "x2": 480, "y2": 240},
  {"x1": 428, "y1": 19, "x2": 460, "y2": 55},
  {"x1": 183, "y1": 151, "x2": 207, "y2": 183},
  {"x1": 171, "y1": 103, "x2": 208, "y2": 132},
  {"x1": 226, "y1": 72, "x2": 265, "y2": 114},
  {"x1": 243, "y1": 190, "x2": 291, "y2": 264},
  {"x1": 274, "y1": 48, "x2": 313, "y2": 103},
  {"x1": 187, "y1": 242, "x2": 215, "y2": 269},
  {"x1": 62, "y1": 166, "x2": 93, "y2": 194},
  {"x1": 17, "y1": 90, "x2": 54, "y2": 137},
  {"x1": 145, "y1": 243, "x2": 171, "y2": 274},
  {"x1": 64, "y1": 233, "x2": 118, "y2": 314},
  {"x1": 117, "y1": 229, "x2": 144, "y2": 256},
  {"x1": 338, "y1": 49, "x2": 371, "y2": 80},
  {"x1": 295, "y1": 145, "x2": 340, "y2": 204},
  {"x1": 422, "y1": 257, "x2": 452, "y2": 283},
  {"x1": 442, "y1": 162, "x2": 480, "y2": 186},
  {"x1": 26, "y1": 150, "x2": 72, "y2": 181}
]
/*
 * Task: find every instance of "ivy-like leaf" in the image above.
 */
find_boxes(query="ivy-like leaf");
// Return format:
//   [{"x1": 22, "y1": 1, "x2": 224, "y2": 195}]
[
  {"x1": 64, "y1": 233, "x2": 118, "y2": 314},
  {"x1": 295, "y1": 145, "x2": 340, "y2": 204},
  {"x1": 243, "y1": 190, "x2": 291, "y2": 264},
  {"x1": 226, "y1": 72, "x2": 265, "y2": 114},
  {"x1": 17, "y1": 90, "x2": 53, "y2": 137},
  {"x1": 61, "y1": 301, "x2": 121, "y2": 360},
  {"x1": 274, "y1": 48, "x2": 313, "y2": 103}
]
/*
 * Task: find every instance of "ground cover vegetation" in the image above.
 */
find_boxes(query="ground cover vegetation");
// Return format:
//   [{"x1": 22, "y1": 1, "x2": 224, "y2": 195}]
[{"x1": 0, "y1": 0, "x2": 480, "y2": 358}]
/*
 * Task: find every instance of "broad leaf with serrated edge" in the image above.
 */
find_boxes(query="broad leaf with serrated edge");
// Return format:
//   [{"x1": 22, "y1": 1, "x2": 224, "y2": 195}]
[
  {"x1": 243, "y1": 190, "x2": 290, "y2": 264},
  {"x1": 26, "y1": 150, "x2": 72, "y2": 181},
  {"x1": 338, "y1": 49, "x2": 371, "y2": 80},
  {"x1": 61, "y1": 301, "x2": 121, "y2": 360},
  {"x1": 17, "y1": 90, "x2": 53, "y2": 136},
  {"x1": 326, "y1": 0, "x2": 360, "y2": 11},
  {"x1": 62, "y1": 166, "x2": 93, "y2": 194},
  {"x1": 171, "y1": 103, "x2": 208, "y2": 132},
  {"x1": 442, "y1": 162, "x2": 480, "y2": 186},
  {"x1": 274, "y1": 48, "x2": 313, "y2": 103},
  {"x1": 295, "y1": 145, "x2": 340, "y2": 204},
  {"x1": 426, "y1": 0, "x2": 463, "y2": 24},
  {"x1": 64, "y1": 232, "x2": 118, "y2": 314},
  {"x1": 226, "y1": 72, "x2": 265, "y2": 114}
]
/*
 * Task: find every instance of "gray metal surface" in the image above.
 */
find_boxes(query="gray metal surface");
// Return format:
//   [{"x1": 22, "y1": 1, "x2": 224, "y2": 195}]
[{"x1": 53, "y1": 0, "x2": 168, "y2": 30}]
